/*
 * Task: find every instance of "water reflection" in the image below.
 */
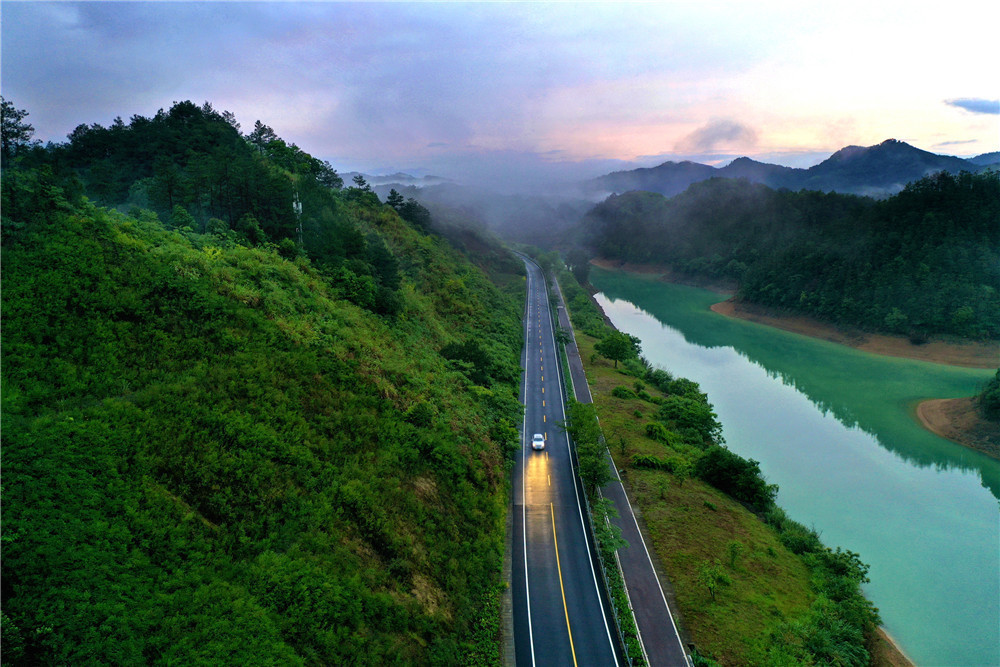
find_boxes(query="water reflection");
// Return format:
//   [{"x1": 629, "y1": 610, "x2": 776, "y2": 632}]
[
  {"x1": 593, "y1": 268, "x2": 1000, "y2": 500},
  {"x1": 590, "y1": 268, "x2": 1000, "y2": 666}
]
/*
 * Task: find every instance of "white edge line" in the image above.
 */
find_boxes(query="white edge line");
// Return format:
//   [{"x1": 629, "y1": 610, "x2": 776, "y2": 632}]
[
  {"x1": 520, "y1": 259, "x2": 536, "y2": 667},
  {"x1": 540, "y1": 263, "x2": 617, "y2": 659},
  {"x1": 617, "y1": 473, "x2": 687, "y2": 655}
]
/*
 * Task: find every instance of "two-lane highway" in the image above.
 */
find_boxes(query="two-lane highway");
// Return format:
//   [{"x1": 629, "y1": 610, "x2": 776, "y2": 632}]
[{"x1": 512, "y1": 256, "x2": 620, "y2": 666}]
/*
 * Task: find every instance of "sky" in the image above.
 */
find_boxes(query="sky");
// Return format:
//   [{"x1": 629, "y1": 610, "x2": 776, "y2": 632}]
[{"x1": 2, "y1": 1, "x2": 998, "y2": 187}]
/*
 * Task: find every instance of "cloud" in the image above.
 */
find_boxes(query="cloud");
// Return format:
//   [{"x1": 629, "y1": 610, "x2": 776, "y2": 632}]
[
  {"x1": 945, "y1": 98, "x2": 1000, "y2": 115},
  {"x1": 933, "y1": 139, "x2": 978, "y2": 147},
  {"x1": 675, "y1": 120, "x2": 758, "y2": 153}
]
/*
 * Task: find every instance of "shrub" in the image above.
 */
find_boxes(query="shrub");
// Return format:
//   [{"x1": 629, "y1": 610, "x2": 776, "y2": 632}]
[
  {"x1": 631, "y1": 454, "x2": 676, "y2": 472},
  {"x1": 666, "y1": 377, "x2": 705, "y2": 400},
  {"x1": 611, "y1": 386, "x2": 637, "y2": 400},
  {"x1": 694, "y1": 446, "x2": 777, "y2": 513},
  {"x1": 645, "y1": 422, "x2": 672, "y2": 444},
  {"x1": 645, "y1": 368, "x2": 674, "y2": 393},
  {"x1": 657, "y1": 395, "x2": 723, "y2": 445}
]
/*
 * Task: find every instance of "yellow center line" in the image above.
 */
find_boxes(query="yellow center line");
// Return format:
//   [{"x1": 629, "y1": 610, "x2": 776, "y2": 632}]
[
  {"x1": 543, "y1": 415, "x2": 546, "y2": 423},
  {"x1": 551, "y1": 502, "x2": 578, "y2": 666},
  {"x1": 542, "y1": 400, "x2": 545, "y2": 407}
]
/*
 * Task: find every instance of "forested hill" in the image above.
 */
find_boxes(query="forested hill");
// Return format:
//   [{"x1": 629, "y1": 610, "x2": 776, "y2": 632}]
[
  {"x1": 2, "y1": 101, "x2": 524, "y2": 663},
  {"x1": 580, "y1": 172, "x2": 1000, "y2": 340}
]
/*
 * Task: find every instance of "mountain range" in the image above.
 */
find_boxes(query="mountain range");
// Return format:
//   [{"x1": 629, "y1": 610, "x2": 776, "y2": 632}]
[{"x1": 587, "y1": 139, "x2": 999, "y2": 198}]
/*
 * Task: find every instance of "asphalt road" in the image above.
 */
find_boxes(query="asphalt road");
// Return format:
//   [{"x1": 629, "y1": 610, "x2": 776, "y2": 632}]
[
  {"x1": 512, "y1": 256, "x2": 620, "y2": 666},
  {"x1": 551, "y1": 278, "x2": 690, "y2": 667}
]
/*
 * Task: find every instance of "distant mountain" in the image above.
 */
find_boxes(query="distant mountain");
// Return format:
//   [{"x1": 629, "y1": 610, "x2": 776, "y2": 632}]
[
  {"x1": 716, "y1": 156, "x2": 798, "y2": 188},
  {"x1": 794, "y1": 139, "x2": 976, "y2": 196},
  {"x1": 589, "y1": 160, "x2": 716, "y2": 198},
  {"x1": 343, "y1": 171, "x2": 453, "y2": 188},
  {"x1": 586, "y1": 139, "x2": 993, "y2": 198},
  {"x1": 968, "y1": 151, "x2": 1000, "y2": 167}
]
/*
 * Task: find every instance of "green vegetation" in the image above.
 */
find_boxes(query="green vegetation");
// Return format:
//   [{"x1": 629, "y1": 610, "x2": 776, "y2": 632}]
[
  {"x1": 2, "y1": 100, "x2": 525, "y2": 664},
  {"x1": 978, "y1": 369, "x2": 1000, "y2": 421},
  {"x1": 556, "y1": 265, "x2": 881, "y2": 665},
  {"x1": 581, "y1": 172, "x2": 1000, "y2": 340}
]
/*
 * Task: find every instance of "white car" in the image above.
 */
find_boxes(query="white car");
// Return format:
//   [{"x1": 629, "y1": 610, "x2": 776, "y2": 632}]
[{"x1": 531, "y1": 433, "x2": 545, "y2": 450}]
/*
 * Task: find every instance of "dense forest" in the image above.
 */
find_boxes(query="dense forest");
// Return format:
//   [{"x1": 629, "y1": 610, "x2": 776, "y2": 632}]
[
  {"x1": 580, "y1": 173, "x2": 1000, "y2": 339},
  {"x1": 2, "y1": 99, "x2": 525, "y2": 663}
]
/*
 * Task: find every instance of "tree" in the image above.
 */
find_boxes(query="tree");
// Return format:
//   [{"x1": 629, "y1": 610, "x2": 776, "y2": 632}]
[
  {"x1": 351, "y1": 174, "x2": 371, "y2": 192},
  {"x1": 726, "y1": 540, "x2": 745, "y2": 569},
  {"x1": 977, "y1": 369, "x2": 1000, "y2": 420},
  {"x1": 248, "y1": 120, "x2": 277, "y2": 152},
  {"x1": 694, "y1": 446, "x2": 777, "y2": 513},
  {"x1": 170, "y1": 204, "x2": 196, "y2": 230},
  {"x1": 398, "y1": 198, "x2": 432, "y2": 231},
  {"x1": 697, "y1": 560, "x2": 731, "y2": 602},
  {"x1": 592, "y1": 498, "x2": 627, "y2": 553},
  {"x1": 578, "y1": 440, "x2": 612, "y2": 495},
  {"x1": 315, "y1": 160, "x2": 343, "y2": 189},
  {"x1": 1, "y1": 97, "x2": 35, "y2": 165},
  {"x1": 594, "y1": 331, "x2": 641, "y2": 368},
  {"x1": 386, "y1": 188, "x2": 405, "y2": 210},
  {"x1": 657, "y1": 395, "x2": 723, "y2": 445}
]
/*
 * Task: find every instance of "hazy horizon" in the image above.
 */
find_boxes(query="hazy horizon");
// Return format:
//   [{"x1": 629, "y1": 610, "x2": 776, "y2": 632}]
[{"x1": 3, "y1": 1, "x2": 997, "y2": 188}]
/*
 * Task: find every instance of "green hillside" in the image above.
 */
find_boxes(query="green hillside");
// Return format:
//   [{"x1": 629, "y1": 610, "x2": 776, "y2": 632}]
[
  {"x1": 580, "y1": 173, "x2": 1000, "y2": 340},
  {"x1": 1, "y1": 103, "x2": 524, "y2": 664}
]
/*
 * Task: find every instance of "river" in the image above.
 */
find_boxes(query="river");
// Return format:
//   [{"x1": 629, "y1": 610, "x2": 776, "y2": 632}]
[{"x1": 589, "y1": 267, "x2": 999, "y2": 667}]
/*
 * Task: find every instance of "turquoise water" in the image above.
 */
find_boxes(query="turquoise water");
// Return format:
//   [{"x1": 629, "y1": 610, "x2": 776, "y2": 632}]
[{"x1": 590, "y1": 267, "x2": 999, "y2": 667}]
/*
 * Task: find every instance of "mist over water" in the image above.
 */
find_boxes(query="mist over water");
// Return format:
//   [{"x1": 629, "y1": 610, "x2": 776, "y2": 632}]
[{"x1": 590, "y1": 268, "x2": 999, "y2": 667}]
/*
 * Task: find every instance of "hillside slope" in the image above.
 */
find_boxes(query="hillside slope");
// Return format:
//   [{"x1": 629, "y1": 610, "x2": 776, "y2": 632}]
[
  {"x1": 580, "y1": 172, "x2": 1000, "y2": 340},
  {"x1": 2, "y1": 142, "x2": 524, "y2": 663}
]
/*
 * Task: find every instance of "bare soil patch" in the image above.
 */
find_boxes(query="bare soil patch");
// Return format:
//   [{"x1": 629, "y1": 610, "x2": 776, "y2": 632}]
[
  {"x1": 871, "y1": 628, "x2": 915, "y2": 667},
  {"x1": 916, "y1": 398, "x2": 1000, "y2": 460}
]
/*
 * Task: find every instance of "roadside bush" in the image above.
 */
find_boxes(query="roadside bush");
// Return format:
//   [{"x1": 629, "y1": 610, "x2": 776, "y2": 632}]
[
  {"x1": 694, "y1": 446, "x2": 777, "y2": 513},
  {"x1": 631, "y1": 454, "x2": 677, "y2": 472},
  {"x1": 612, "y1": 386, "x2": 637, "y2": 400},
  {"x1": 657, "y1": 395, "x2": 723, "y2": 445},
  {"x1": 644, "y1": 367, "x2": 674, "y2": 393},
  {"x1": 644, "y1": 422, "x2": 682, "y2": 447},
  {"x1": 666, "y1": 377, "x2": 705, "y2": 400}
]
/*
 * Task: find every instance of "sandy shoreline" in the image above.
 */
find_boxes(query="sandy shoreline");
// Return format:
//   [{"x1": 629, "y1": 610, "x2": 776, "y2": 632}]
[
  {"x1": 915, "y1": 397, "x2": 1000, "y2": 460},
  {"x1": 710, "y1": 299, "x2": 999, "y2": 369},
  {"x1": 872, "y1": 627, "x2": 915, "y2": 667}
]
